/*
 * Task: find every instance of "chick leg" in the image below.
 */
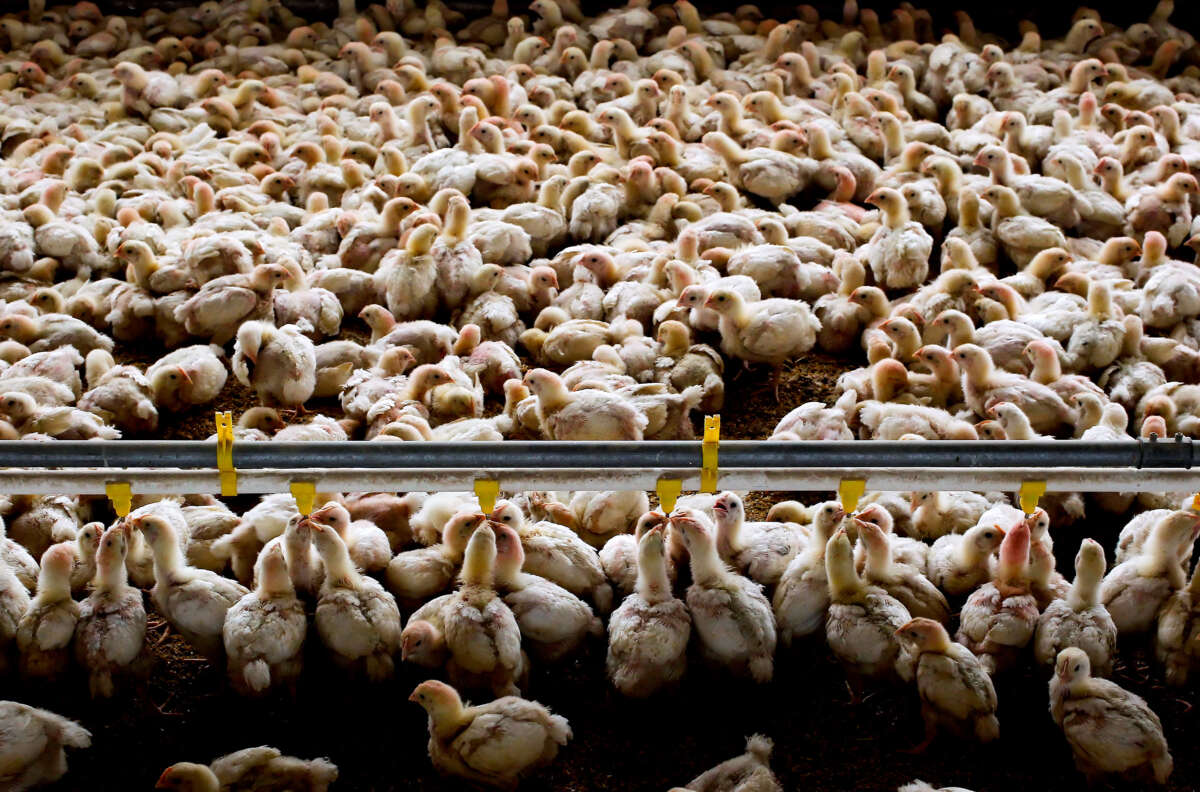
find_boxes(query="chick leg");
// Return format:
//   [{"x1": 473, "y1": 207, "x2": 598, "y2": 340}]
[
  {"x1": 843, "y1": 671, "x2": 865, "y2": 705},
  {"x1": 901, "y1": 710, "x2": 937, "y2": 754}
]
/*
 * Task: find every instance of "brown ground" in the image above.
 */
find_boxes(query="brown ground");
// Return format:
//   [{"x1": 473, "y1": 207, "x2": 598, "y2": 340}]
[{"x1": 9, "y1": 339, "x2": 1198, "y2": 792}]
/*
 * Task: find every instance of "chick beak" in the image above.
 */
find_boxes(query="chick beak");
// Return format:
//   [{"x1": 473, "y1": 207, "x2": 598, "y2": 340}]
[
  {"x1": 408, "y1": 691, "x2": 420, "y2": 702},
  {"x1": 176, "y1": 366, "x2": 192, "y2": 384},
  {"x1": 703, "y1": 295, "x2": 717, "y2": 308}
]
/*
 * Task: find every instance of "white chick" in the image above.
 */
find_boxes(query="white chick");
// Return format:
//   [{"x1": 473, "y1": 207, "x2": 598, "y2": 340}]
[
  {"x1": 232, "y1": 321, "x2": 317, "y2": 410},
  {"x1": 568, "y1": 490, "x2": 650, "y2": 548},
  {"x1": 0, "y1": 556, "x2": 31, "y2": 671},
  {"x1": 1155, "y1": 555, "x2": 1200, "y2": 686},
  {"x1": 704, "y1": 288, "x2": 819, "y2": 397},
  {"x1": 0, "y1": 701, "x2": 91, "y2": 791},
  {"x1": 442, "y1": 524, "x2": 526, "y2": 697},
  {"x1": 75, "y1": 525, "x2": 146, "y2": 698},
  {"x1": 156, "y1": 747, "x2": 337, "y2": 791},
  {"x1": 1101, "y1": 510, "x2": 1199, "y2": 634},
  {"x1": 926, "y1": 522, "x2": 1007, "y2": 598},
  {"x1": 1050, "y1": 647, "x2": 1172, "y2": 785},
  {"x1": 16, "y1": 544, "x2": 78, "y2": 680},
  {"x1": 672, "y1": 735, "x2": 782, "y2": 792},
  {"x1": 78, "y1": 357, "x2": 158, "y2": 434},
  {"x1": 402, "y1": 593, "x2": 453, "y2": 670},
  {"x1": 895, "y1": 617, "x2": 999, "y2": 752},
  {"x1": 410, "y1": 679, "x2": 571, "y2": 789},
  {"x1": 386, "y1": 511, "x2": 484, "y2": 608},
  {"x1": 0, "y1": 516, "x2": 39, "y2": 593},
  {"x1": 600, "y1": 511, "x2": 675, "y2": 600},
  {"x1": 131, "y1": 512, "x2": 249, "y2": 661},
  {"x1": 490, "y1": 500, "x2": 613, "y2": 614},
  {"x1": 858, "y1": 517, "x2": 950, "y2": 623},
  {"x1": 824, "y1": 528, "x2": 911, "y2": 692},
  {"x1": 712, "y1": 491, "x2": 806, "y2": 587},
  {"x1": 606, "y1": 523, "x2": 690, "y2": 697},
  {"x1": 523, "y1": 367, "x2": 647, "y2": 441},
  {"x1": 672, "y1": 509, "x2": 776, "y2": 683},
  {"x1": 955, "y1": 520, "x2": 1038, "y2": 674},
  {"x1": 8, "y1": 495, "x2": 79, "y2": 559},
  {"x1": 69, "y1": 523, "x2": 101, "y2": 596},
  {"x1": 310, "y1": 518, "x2": 402, "y2": 681},
  {"x1": 308, "y1": 501, "x2": 391, "y2": 573},
  {"x1": 146, "y1": 345, "x2": 227, "y2": 410},
  {"x1": 493, "y1": 522, "x2": 602, "y2": 662},
  {"x1": 222, "y1": 543, "x2": 306, "y2": 697},
  {"x1": 1035, "y1": 539, "x2": 1117, "y2": 676},
  {"x1": 773, "y1": 501, "x2": 844, "y2": 645}
]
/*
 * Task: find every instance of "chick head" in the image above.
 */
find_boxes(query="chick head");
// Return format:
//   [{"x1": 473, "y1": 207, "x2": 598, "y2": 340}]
[
  {"x1": 77, "y1": 522, "x2": 103, "y2": 555},
  {"x1": 812, "y1": 501, "x2": 846, "y2": 532},
  {"x1": 97, "y1": 524, "x2": 128, "y2": 565},
  {"x1": 1055, "y1": 646, "x2": 1091, "y2": 683},
  {"x1": 712, "y1": 491, "x2": 743, "y2": 524},
  {"x1": 0, "y1": 391, "x2": 36, "y2": 422},
  {"x1": 894, "y1": 617, "x2": 949, "y2": 650},
  {"x1": 668, "y1": 508, "x2": 711, "y2": 550},
  {"x1": 1075, "y1": 538, "x2": 1106, "y2": 582},
  {"x1": 409, "y1": 678, "x2": 460, "y2": 713},
  {"x1": 41, "y1": 542, "x2": 77, "y2": 580},
  {"x1": 702, "y1": 288, "x2": 740, "y2": 314},
  {"x1": 309, "y1": 501, "x2": 349, "y2": 532},
  {"x1": 156, "y1": 763, "x2": 217, "y2": 789},
  {"x1": 129, "y1": 512, "x2": 172, "y2": 547}
]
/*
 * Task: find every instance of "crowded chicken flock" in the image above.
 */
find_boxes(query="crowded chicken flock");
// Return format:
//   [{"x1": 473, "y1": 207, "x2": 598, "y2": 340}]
[{"x1": 0, "y1": 0, "x2": 1199, "y2": 787}]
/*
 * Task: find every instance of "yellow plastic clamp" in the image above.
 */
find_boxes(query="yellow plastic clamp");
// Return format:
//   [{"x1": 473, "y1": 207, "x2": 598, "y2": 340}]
[
  {"x1": 291, "y1": 481, "x2": 316, "y2": 516},
  {"x1": 215, "y1": 411, "x2": 237, "y2": 497},
  {"x1": 1019, "y1": 480, "x2": 1046, "y2": 515},
  {"x1": 106, "y1": 481, "x2": 132, "y2": 518},
  {"x1": 1191, "y1": 492, "x2": 1200, "y2": 513},
  {"x1": 839, "y1": 479, "x2": 866, "y2": 513},
  {"x1": 700, "y1": 415, "x2": 720, "y2": 493},
  {"x1": 656, "y1": 478, "x2": 682, "y2": 514},
  {"x1": 475, "y1": 478, "x2": 499, "y2": 515}
]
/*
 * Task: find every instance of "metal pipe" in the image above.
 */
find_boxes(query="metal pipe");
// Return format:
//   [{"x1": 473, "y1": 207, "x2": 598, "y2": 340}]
[
  {"x1": 1, "y1": 467, "x2": 1197, "y2": 495},
  {"x1": 0, "y1": 437, "x2": 1194, "y2": 470}
]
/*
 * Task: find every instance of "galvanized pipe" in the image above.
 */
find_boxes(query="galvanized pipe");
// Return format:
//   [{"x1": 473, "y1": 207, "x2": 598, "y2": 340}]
[
  {"x1": 0, "y1": 437, "x2": 1194, "y2": 470},
  {"x1": 0, "y1": 467, "x2": 1196, "y2": 495}
]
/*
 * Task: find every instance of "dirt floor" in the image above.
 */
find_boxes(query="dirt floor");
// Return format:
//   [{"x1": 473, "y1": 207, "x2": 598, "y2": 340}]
[{"x1": 8, "y1": 342, "x2": 1199, "y2": 791}]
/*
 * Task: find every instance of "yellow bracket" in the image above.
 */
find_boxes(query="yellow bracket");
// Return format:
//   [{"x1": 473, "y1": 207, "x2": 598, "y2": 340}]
[
  {"x1": 656, "y1": 478, "x2": 682, "y2": 514},
  {"x1": 839, "y1": 479, "x2": 866, "y2": 513},
  {"x1": 700, "y1": 415, "x2": 720, "y2": 493},
  {"x1": 215, "y1": 411, "x2": 237, "y2": 497},
  {"x1": 475, "y1": 478, "x2": 499, "y2": 515},
  {"x1": 290, "y1": 481, "x2": 316, "y2": 516},
  {"x1": 106, "y1": 481, "x2": 132, "y2": 518},
  {"x1": 1191, "y1": 492, "x2": 1200, "y2": 513},
  {"x1": 1019, "y1": 480, "x2": 1046, "y2": 515}
]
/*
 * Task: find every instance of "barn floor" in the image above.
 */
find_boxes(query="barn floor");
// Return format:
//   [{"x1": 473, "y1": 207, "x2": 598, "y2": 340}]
[{"x1": 7, "y1": 348, "x2": 1198, "y2": 791}]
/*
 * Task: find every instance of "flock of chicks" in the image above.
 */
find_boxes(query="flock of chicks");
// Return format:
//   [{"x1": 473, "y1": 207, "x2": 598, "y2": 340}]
[{"x1": 0, "y1": 0, "x2": 1199, "y2": 787}]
